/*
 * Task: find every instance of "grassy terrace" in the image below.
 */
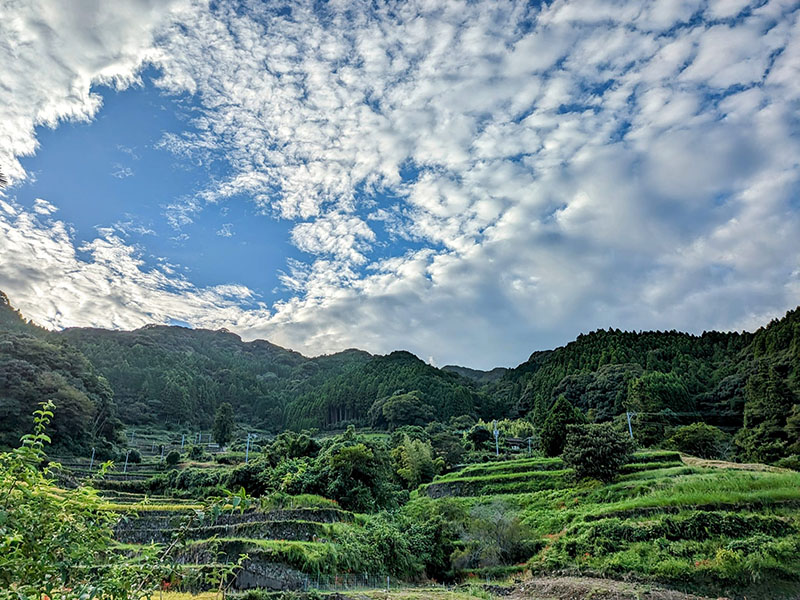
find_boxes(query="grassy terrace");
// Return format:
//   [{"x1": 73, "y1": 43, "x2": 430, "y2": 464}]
[
  {"x1": 414, "y1": 455, "x2": 800, "y2": 592},
  {"x1": 422, "y1": 451, "x2": 684, "y2": 498},
  {"x1": 179, "y1": 538, "x2": 339, "y2": 574}
]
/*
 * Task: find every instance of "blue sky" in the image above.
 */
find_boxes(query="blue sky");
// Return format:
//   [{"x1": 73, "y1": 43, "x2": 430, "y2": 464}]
[
  {"x1": 15, "y1": 70, "x2": 299, "y2": 300},
  {"x1": 1, "y1": 0, "x2": 800, "y2": 368}
]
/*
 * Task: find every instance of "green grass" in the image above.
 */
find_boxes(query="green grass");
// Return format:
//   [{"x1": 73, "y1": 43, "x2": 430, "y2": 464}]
[
  {"x1": 416, "y1": 452, "x2": 800, "y2": 592},
  {"x1": 101, "y1": 501, "x2": 202, "y2": 512},
  {"x1": 437, "y1": 457, "x2": 565, "y2": 479},
  {"x1": 182, "y1": 538, "x2": 340, "y2": 574}
]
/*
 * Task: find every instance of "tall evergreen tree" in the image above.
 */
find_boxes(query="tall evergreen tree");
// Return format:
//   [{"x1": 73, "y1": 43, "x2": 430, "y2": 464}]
[
  {"x1": 212, "y1": 402, "x2": 235, "y2": 446},
  {"x1": 735, "y1": 363, "x2": 796, "y2": 462},
  {"x1": 540, "y1": 396, "x2": 585, "y2": 457}
]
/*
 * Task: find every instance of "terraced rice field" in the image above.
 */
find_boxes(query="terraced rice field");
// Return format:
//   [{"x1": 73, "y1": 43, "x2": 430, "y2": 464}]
[
  {"x1": 416, "y1": 451, "x2": 800, "y2": 594},
  {"x1": 108, "y1": 493, "x2": 362, "y2": 591}
]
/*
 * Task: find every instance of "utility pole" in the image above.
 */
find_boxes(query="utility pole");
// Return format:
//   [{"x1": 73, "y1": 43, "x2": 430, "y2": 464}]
[
  {"x1": 181, "y1": 433, "x2": 185, "y2": 451},
  {"x1": 527, "y1": 437, "x2": 532, "y2": 456},
  {"x1": 123, "y1": 449, "x2": 131, "y2": 474},
  {"x1": 493, "y1": 420, "x2": 500, "y2": 457},
  {"x1": 89, "y1": 447, "x2": 96, "y2": 472},
  {"x1": 160, "y1": 445, "x2": 165, "y2": 463},
  {"x1": 245, "y1": 433, "x2": 257, "y2": 463},
  {"x1": 626, "y1": 411, "x2": 636, "y2": 439}
]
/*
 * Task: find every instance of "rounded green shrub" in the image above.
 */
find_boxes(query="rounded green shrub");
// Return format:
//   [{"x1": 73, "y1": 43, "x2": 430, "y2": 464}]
[
  {"x1": 562, "y1": 422, "x2": 633, "y2": 482},
  {"x1": 165, "y1": 449, "x2": 181, "y2": 467}
]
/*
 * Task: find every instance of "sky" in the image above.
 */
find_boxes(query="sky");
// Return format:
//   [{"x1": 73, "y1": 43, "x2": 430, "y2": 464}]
[{"x1": 1, "y1": 0, "x2": 799, "y2": 369}]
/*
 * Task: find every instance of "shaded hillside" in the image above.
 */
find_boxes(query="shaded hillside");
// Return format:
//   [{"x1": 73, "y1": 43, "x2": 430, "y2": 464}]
[
  {"x1": 1, "y1": 289, "x2": 797, "y2": 462},
  {"x1": 59, "y1": 324, "x2": 488, "y2": 431},
  {"x1": 0, "y1": 293, "x2": 121, "y2": 453},
  {"x1": 60, "y1": 325, "x2": 370, "y2": 430},
  {"x1": 442, "y1": 364, "x2": 508, "y2": 384},
  {"x1": 285, "y1": 350, "x2": 502, "y2": 430},
  {"x1": 485, "y1": 329, "x2": 752, "y2": 424}
]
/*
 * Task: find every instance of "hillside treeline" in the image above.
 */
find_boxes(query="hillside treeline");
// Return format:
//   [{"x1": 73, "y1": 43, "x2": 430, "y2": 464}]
[{"x1": 0, "y1": 290, "x2": 797, "y2": 463}]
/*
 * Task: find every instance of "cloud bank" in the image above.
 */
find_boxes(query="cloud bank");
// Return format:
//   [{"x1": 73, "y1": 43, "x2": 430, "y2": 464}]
[{"x1": 1, "y1": 0, "x2": 800, "y2": 367}]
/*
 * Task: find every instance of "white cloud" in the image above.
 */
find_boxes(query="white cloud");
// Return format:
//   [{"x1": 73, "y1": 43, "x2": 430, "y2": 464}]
[
  {"x1": 33, "y1": 198, "x2": 58, "y2": 215},
  {"x1": 216, "y1": 223, "x2": 234, "y2": 237},
  {"x1": 0, "y1": 198, "x2": 267, "y2": 331},
  {"x1": 1, "y1": 0, "x2": 800, "y2": 368},
  {"x1": 111, "y1": 164, "x2": 134, "y2": 179},
  {"x1": 0, "y1": 0, "x2": 193, "y2": 183}
]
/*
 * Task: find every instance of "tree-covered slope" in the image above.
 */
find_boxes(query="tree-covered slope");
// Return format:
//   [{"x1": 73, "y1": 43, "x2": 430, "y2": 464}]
[
  {"x1": 487, "y1": 329, "x2": 752, "y2": 423},
  {"x1": 0, "y1": 293, "x2": 122, "y2": 454},
  {"x1": 1, "y1": 289, "x2": 798, "y2": 463},
  {"x1": 58, "y1": 324, "x2": 488, "y2": 431},
  {"x1": 285, "y1": 351, "x2": 499, "y2": 429},
  {"x1": 59, "y1": 324, "x2": 367, "y2": 429}
]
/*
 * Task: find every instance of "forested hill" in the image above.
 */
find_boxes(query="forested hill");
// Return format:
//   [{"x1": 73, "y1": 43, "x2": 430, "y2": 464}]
[
  {"x1": 1, "y1": 290, "x2": 798, "y2": 463},
  {"x1": 488, "y1": 329, "x2": 753, "y2": 425},
  {"x1": 285, "y1": 351, "x2": 496, "y2": 430},
  {"x1": 58, "y1": 324, "x2": 487, "y2": 431},
  {"x1": 0, "y1": 292, "x2": 122, "y2": 455},
  {"x1": 441, "y1": 364, "x2": 508, "y2": 384},
  {"x1": 60, "y1": 324, "x2": 312, "y2": 428}
]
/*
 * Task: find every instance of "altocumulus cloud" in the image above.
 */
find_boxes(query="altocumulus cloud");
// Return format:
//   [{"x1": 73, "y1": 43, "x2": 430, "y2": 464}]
[{"x1": 1, "y1": 0, "x2": 800, "y2": 368}]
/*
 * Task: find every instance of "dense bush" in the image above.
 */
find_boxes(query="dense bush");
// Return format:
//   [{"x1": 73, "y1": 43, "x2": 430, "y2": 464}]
[
  {"x1": 540, "y1": 396, "x2": 585, "y2": 457},
  {"x1": 562, "y1": 422, "x2": 633, "y2": 482},
  {"x1": 451, "y1": 499, "x2": 535, "y2": 570},
  {"x1": 308, "y1": 428, "x2": 398, "y2": 512},
  {"x1": 466, "y1": 425, "x2": 492, "y2": 450},
  {"x1": 391, "y1": 435, "x2": 442, "y2": 489},
  {"x1": 0, "y1": 403, "x2": 161, "y2": 598},
  {"x1": 186, "y1": 444, "x2": 210, "y2": 461},
  {"x1": 127, "y1": 448, "x2": 142, "y2": 463},
  {"x1": 165, "y1": 449, "x2": 181, "y2": 467},
  {"x1": 264, "y1": 430, "x2": 320, "y2": 466},
  {"x1": 667, "y1": 422, "x2": 730, "y2": 459}
]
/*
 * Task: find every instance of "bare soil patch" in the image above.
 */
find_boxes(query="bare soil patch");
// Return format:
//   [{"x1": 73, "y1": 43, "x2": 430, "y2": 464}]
[
  {"x1": 679, "y1": 454, "x2": 789, "y2": 472},
  {"x1": 507, "y1": 576, "x2": 718, "y2": 600}
]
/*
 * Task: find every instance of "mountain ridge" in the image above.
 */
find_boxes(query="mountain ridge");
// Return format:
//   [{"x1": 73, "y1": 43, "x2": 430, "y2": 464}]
[{"x1": 2, "y1": 290, "x2": 798, "y2": 464}]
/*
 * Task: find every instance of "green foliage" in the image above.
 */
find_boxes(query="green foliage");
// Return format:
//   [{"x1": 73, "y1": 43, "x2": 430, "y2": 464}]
[
  {"x1": 264, "y1": 430, "x2": 320, "y2": 466},
  {"x1": 337, "y1": 511, "x2": 437, "y2": 577},
  {"x1": 371, "y1": 391, "x2": 435, "y2": 429},
  {"x1": 0, "y1": 402, "x2": 159, "y2": 598},
  {"x1": 187, "y1": 444, "x2": 208, "y2": 461},
  {"x1": 0, "y1": 303, "x2": 122, "y2": 455},
  {"x1": 540, "y1": 396, "x2": 585, "y2": 457},
  {"x1": 4, "y1": 288, "x2": 800, "y2": 467},
  {"x1": 466, "y1": 425, "x2": 491, "y2": 450},
  {"x1": 166, "y1": 449, "x2": 181, "y2": 466},
  {"x1": 289, "y1": 350, "x2": 488, "y2": 429},
  {"x1": 626, "y1": 372, "x2": 693, "y2": 446},
  {"x1": 735, "y1": 362, "x2": 797, "y2": 463},
  {"x1": 562, "y1": 423, "x2": 634, "y2": 482},
  {"x1": 667, "y1": 422, "x2": 730, "y2": 459},
  {"x1": 451, "y1": 499, "x2": 535, "y2": 570},
  {"x1": 786, "y1": 404, "x2": 800, "y2": 455},
  {"x1": 213, "y1": 401, "x2": 236, "y2": 446},
  {"x1": 392, "y1": 435, "x2": 442, "y2": 489},
  {"x1": 128, "y1": 447, "x2": 142, "y2": 463},
  {"x1": 311, "y1": 430, "x2": 397, "y2": 512},
  {"x1": 425, "y1": 422, "x2": 466, "y2": 468}
]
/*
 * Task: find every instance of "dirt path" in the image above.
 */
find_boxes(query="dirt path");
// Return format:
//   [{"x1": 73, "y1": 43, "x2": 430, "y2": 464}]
[{"x1": 507, "y1": 576, "x2": 719, "y2": 600}]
